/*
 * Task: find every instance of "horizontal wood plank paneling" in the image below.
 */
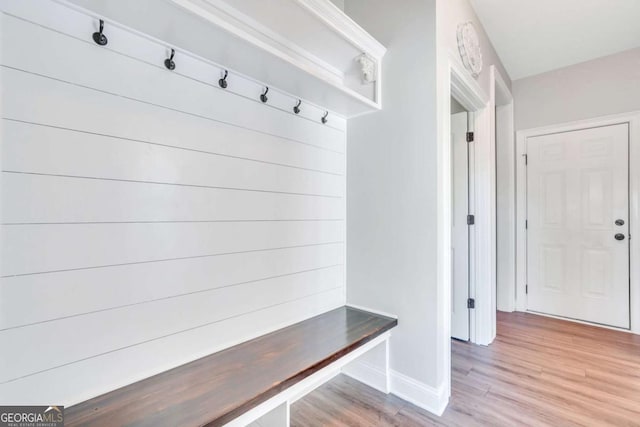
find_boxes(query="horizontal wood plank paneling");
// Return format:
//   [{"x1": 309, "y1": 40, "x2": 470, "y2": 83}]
[
  {"x1": 3, "y1": 221, "x2": 344, "y2": 277},
  {"x1": 1, "y1": 14, "x2": 346, "y2": 151},
  {"x1": 2, "y1": 70, "x2": 345, "y2": 175},
  {"x1": 0, "y1": 265, "x2": 344, "y2": 383},
  {"x1": 0, "y1": 2, "x2": 346, "y2": 406},
  {"x1": 2, "y1": 173, "x2": 345, "y2": 224},
  {"x1": 0, "y1": 243, "x2": 344, "y2": 330},
  {"x1": 3, "y1": 120, "x2": 344, "y2": 197},
  {"x1": 0, "y1": 288, "x2": 345, "y2": 406}
]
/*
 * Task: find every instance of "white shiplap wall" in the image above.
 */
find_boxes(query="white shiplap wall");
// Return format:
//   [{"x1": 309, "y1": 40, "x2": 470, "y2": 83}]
[{"x1": 0, "y1": 1, "x2": 346, "y2": 405}]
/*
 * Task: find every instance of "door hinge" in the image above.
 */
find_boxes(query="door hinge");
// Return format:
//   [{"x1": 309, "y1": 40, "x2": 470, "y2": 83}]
[
  {"x1": 467, "y1": 298, "x2": 475, "y2": 309},
  {"x1": 525, "y1": 219, "x2": 528, "y2": 229},
  {"x1": 524, "y1": 154, "x2": 528, "y2": 165},
  {"x1": 467, "y1": 214, "x2": 475, "y2": 225},
  {"x1": 466, "y1": 132, "x2": 474, "y2": 143},
  {"x1": 526, "y1": 284, "x2": 528, "y2": 294}
]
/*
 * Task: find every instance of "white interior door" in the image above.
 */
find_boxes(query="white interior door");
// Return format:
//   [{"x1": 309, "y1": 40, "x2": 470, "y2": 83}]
[
  {"x1": 451, "y1": 111, "x2": 470, "y2": 340},
  {"x1": 527, "y1": 124, "x2": 630, "y2": 328}
]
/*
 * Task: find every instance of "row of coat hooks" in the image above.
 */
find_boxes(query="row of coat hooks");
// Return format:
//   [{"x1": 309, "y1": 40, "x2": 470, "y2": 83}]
[{"x1": 92, "y1": 19, "x2": 330, "y2": 125}]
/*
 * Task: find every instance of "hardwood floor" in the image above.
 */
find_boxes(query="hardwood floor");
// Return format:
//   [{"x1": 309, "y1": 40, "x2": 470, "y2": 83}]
[{"x1": 290, "y1": 311, "x2": 640, "y2": 426}]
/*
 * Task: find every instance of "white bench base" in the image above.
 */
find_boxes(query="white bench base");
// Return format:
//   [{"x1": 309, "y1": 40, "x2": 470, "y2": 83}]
[{"x1": 226, "y1": 331, "x2": 391, "y2": 427}]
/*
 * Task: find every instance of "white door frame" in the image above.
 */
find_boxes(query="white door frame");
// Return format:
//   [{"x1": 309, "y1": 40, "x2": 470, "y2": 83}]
[
  {"x1": 437, "y1": 50, "x2": 490, "y2": 408},
  {"x1": 516, "y1": 111, "x2": 640, "y2": 333},
  {"x1": 492, "y1": 66, "x2": 515, "y2": 316}
]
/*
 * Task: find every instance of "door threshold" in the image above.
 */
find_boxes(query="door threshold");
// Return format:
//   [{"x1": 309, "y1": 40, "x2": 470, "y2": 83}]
[{"x1": 525, "y1": 310, "x2": 635, "y2": 334}]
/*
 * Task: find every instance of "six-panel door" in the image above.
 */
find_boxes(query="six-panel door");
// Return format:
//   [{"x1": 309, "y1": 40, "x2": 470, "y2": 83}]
[{"x1": 527, "y1": 124, "x2": 630, "y2": 329}]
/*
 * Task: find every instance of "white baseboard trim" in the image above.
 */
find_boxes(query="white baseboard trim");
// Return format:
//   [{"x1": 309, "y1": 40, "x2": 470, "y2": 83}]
[
  {"x1": 342, "y1": 360, "x2": 389, "y2": 393},
  {"x1": 389, "y1": 370, "x2": 448, "y2": 416}
]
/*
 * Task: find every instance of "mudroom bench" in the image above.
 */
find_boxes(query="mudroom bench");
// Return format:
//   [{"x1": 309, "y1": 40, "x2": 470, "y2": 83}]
[{"x1": 65, "y1": 306, "x2": 397, "y2": 427}]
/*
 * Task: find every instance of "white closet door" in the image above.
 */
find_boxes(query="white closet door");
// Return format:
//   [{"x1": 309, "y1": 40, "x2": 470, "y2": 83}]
[
  {"x1": 527, "y1": 124, "x2": 630, "y2": 328},
  {"x1": 451, "y1": 111, "x2": 469, "y2": 340}
]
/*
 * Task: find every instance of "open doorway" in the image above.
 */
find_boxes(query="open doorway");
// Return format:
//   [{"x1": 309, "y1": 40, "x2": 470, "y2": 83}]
[{"x1": 439, "y1": 55, "x2": 490, "y2": 406}]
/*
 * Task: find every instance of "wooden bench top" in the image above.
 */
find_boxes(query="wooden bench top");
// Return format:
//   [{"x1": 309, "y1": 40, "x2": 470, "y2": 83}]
[{"x1": 65, "y1": 306, "x2": 397, "y2": 427}]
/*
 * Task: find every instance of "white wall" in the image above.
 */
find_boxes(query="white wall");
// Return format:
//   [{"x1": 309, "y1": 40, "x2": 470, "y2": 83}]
[
  {"x1": 343, "y1": 0, "x2": 511, "y2": 412},
  {"x1": 514, "y1": 47, "x2": 640, "y2": 131},
  {"x1": 344, "y1": 0, "x2": 441, "y2": 400},
  {"x1": 0, "y1": 3, "x2": 346, "y2": 405}
]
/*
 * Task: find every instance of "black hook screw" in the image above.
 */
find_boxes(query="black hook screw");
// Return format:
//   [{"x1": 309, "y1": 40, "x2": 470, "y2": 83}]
[
  {"x1": 260, "y1": 87, "x2": 269, "y2": 103},
  {"x1": 92, "y1": 19, "x2": 108, "y2": 46},
  {"x1": 218, "y1": 70, "x2": 228, "y2": 88},
  {"x1": 293, "y1": 100, "x2": 302, "y2": 114},
  {"x1": 164, "y1": 49, "x2": 176, "y2": 70},
  {"x1": 321, "y1": 111, "x2": 329, "y2": 124}
]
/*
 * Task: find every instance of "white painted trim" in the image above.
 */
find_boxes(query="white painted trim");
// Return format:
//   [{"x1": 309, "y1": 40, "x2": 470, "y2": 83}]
[
  {"x1": 225, "y1": 331, "x2": 392, "y2": 426},
  {"x1": 180, "y1": 0, "x2": 345, "y2": 82},
  {"x1": 516, "y1": 111, "x2": 640, "y2": 334},
  {"x1": 447, "y1": 52, "x2": 495, "y2": 347},
  {"x1": 342, "y1": 360, "x2": 388, "y2": 392},
  {"x1": 342, "y1": 338, "x2": 390, "y2": 394},
  {"x1": 493, "y1": 66, "x2": 513, "y2": 105},
  {"x1": 389, "y1": 370, "x2": 448, "y2": 416},
  {"x1": 169, "y1": 0, "x2": 385, "y2": 110},
  {"x1": 291, "y1": 0, "x2": 388, "y2": 109},
  {"x1": 449, "y1": 53, "x2": 487, "y2": 112},
  {"x1": 492, "y1": 65, "x2": 516, "y2": 316},
  {"x1": 295, "y1": 0, "x2": 387, "y2": 58},
  {"x1": 437, "y1": 49, "x2": 489, "y2": 413},
  {"x1": 226, "y1": 370, "x2": 340, "y2": 427},
  {"x1": 515, "y1": 128, "x2": 528, "y2": 313}
]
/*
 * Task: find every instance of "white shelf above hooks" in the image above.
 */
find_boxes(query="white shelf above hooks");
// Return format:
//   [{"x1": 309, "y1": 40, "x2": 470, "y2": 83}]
[{"x1": 64, "y1": 0, "x2": 387, "y2": 117}]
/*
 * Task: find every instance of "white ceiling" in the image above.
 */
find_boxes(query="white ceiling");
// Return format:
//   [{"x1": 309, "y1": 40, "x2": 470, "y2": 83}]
[{"x1": 469, "y1": 0, "x2": 640, "y2": 80}]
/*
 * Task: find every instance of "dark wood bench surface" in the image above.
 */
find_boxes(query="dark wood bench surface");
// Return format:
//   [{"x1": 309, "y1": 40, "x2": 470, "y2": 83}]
[{"x1": 65, "y1": 306, "x2": 397, "y2": 427}]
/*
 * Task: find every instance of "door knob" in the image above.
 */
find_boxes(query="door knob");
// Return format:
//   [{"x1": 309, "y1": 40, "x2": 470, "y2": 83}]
[
  {"x1": 615, "y1": 233, "x2": 625, "y2": 241},
  {"x1": 615, "y1": 219, "x2": 625, "y2": 226}
]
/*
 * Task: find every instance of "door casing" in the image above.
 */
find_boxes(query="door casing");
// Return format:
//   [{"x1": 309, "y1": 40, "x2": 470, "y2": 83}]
[
  {"x1": 516, "y1": 111, "x2": 640, "y2": 333},
  {"x1": 438, "y1": 50, "x2": 491, "y2": 411}
]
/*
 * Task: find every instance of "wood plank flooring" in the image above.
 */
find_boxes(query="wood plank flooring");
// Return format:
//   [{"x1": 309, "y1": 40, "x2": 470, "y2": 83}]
[{"x1": 290, "y1": 311, "x2": 640, "y2": 426}]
